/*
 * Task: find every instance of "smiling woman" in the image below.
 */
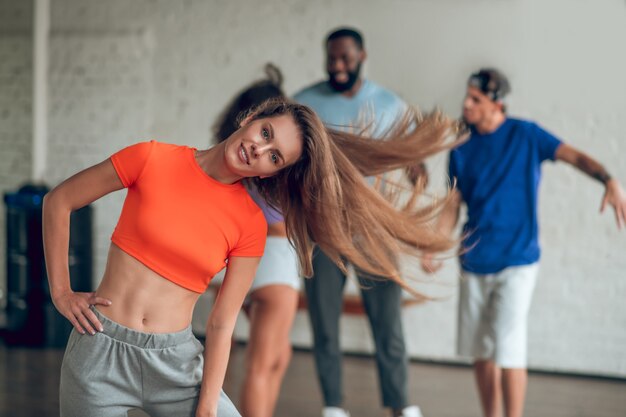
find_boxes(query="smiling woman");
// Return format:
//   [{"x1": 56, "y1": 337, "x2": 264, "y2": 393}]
[
  {"x1": 222, "y1": 115, "x2": 304, "y2": 177},
  {"x1": 43, "y1": 96, "x2": 463, "y2": 417},
  {"x1": 209, "y1": 66, "x2": 302, "y2": 417}
]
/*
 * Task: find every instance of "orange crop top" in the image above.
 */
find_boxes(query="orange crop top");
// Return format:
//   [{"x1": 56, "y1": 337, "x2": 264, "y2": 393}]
[{"x1": 110, "y1": 140, "x2": 267, "y2": 293}]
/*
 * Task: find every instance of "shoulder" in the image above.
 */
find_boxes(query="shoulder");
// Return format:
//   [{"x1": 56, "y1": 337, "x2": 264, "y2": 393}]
[
  {"x1": 293, "y1": 81, "x2": 330, "y2": 101},
  {"x1": 135, "y1": 140, "x2": 192, "y2": 160},
  {"x1": 505, "y1": 117, "x2": 540, "y2": 133},
  {"x1": 111, "y1": 140, "x2": 191, "y2": 170},
  {"x1": 505, "y1": 118, "x2": 561, "y2": 145},
  {"x1": 149, "y1": 140, "x2": 188, "y2": 151},
  {"x1": 364, "y1": 80, "x2": 406, "y2": 109},
  {"x1": 457, "y1": 127, "x2": 485, "y2": 154},
  {"x1": 451, "y1": 140, "x2": 472, "y2": 158},
  {"x1": 117, "y1": 140, "x2": 186, "y2": 153}
]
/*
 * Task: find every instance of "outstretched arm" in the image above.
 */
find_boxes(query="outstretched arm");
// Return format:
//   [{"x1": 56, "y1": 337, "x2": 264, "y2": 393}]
[
  {"x1": 555, "y1": 143, "x2": 626, "y2": 229},
  {"x1": 421, "y1": 189, "x2": 462, "y2": 273},
  {"x1": 196, "y1": 256, "x2": 260, "y2": 417},
  {"x1": 43, "y1": 159, "x2": 124, "y2": 334}
]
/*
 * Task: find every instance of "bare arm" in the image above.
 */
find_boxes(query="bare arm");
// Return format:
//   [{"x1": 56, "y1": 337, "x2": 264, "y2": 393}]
[
  {"x1": 43, "y1": 159, "x2": 124, "y2": 334},
  {"x1": 555, "y1": 144, "x2": 626, "y2": 229},
  {"x1": 196, "y1": 256, "x2": 260, "y2": 417},
  {"x1": 555, "y1": 143, "x2": 612, "y2": 183},
  {"x1": 421, "y1": 189, "x2": 462, "y2": 273}
]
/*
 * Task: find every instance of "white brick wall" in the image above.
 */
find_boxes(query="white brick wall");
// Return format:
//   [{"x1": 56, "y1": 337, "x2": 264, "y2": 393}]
[
  {"x1": 0, "y1": 0, "x2": 34, "y2": 309},
  {"x1": 2, "y1": 0, "x2": 625, "y2": 377},
  {"x1": 0, "y1": 0, "x2": 33, "y2": 33},
  {"x1": 47, "y1": 32, "x2": 152, "y2": 287}
]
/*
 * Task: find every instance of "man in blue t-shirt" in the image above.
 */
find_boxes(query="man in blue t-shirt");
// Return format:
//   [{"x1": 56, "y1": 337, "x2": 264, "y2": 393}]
[
  {"x1": 423, "y1": 68, "x2": 626, "y2": 417},
  {"x1": 295, "y1": 27, "x2": 424, "y2": 417}
]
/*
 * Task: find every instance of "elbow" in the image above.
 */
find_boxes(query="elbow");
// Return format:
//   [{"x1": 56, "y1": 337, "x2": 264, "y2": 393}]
[
  {"x1": 42, "y1": 189, "x2": 70, "y2": 217},
  {"x1": 42, "y1": 190, "x2": 55, "y2": 214},
  {"x1": 205, "y1": 317, "x2": 235, "y2": 335},
  {"x1": 42, "y1": 189, "x2": 59, "y2": 213},
  {"x1": 42, "y1": 190, "x2": 53, "y2": 207},
  {"x1": 205, "y1": 322, "x2": 234, "y2": 344},
  {"x1": 205, "y1": 321, "x2": 229, "y2": 333}
]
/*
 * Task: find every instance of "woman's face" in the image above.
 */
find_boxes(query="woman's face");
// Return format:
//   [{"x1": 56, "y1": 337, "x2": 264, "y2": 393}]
[{"x1": 224, "y1": 114, "x2": 304, "y2": 178}]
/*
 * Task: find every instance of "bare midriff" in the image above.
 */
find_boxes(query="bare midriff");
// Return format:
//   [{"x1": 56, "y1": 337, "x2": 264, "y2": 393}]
[{"x1": 94, "y1": 243, "x2": 201, "y2": 333}]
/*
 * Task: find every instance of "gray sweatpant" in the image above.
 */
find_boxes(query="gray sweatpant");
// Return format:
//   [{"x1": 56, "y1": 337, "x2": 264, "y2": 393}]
[{"x1": 59, "y1": 307, "x2": 240, "y2": 417}]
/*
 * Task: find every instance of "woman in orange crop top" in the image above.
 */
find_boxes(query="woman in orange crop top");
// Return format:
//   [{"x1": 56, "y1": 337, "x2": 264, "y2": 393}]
[{"x1": 44, "y1": 97, "x2": 464, "y2": 417}]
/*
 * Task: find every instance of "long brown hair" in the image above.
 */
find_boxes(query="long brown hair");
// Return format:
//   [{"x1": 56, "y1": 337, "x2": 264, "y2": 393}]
[{"x1": 244, "y1": 99, "x2": 464, "y2": 299}]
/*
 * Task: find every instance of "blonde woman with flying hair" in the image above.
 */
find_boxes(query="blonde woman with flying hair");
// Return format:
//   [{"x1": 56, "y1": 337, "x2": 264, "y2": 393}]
[
  {"x1": 43, "y1": 97, "x2": 463, "y2": 417},
  {"x1": 212, "y1": 63, "x2": 300, "y2": 417}
]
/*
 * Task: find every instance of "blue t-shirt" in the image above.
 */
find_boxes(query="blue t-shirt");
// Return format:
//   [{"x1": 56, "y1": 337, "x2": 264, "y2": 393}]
[
  {"x1": 294, "y1": 79, "x2": 406, "y2": 136},
  {"x1": 449, "y1": 118, "x2": 562, "y2": 274}
]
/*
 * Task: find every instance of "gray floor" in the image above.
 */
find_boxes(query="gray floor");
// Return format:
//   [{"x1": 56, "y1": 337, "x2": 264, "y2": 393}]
[{"x1": 1, "y1": 342, "x2": 625, "y2": 417}]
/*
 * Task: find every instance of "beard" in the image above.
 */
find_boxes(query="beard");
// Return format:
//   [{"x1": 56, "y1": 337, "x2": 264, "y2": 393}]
[{"x1": 328, "y1": 63, "x2": 362, "y2": 92}]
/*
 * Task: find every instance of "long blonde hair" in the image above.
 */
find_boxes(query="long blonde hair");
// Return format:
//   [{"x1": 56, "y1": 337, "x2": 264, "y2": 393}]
[{"x1": 246, "y1": 99, "x2": 464, "y2": 299}]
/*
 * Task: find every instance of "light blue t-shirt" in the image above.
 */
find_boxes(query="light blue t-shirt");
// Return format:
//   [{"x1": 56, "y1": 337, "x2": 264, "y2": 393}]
[
  {"x1": 293, "y1": 79, "x2": 406, "y2": 137},
  {"x1": 449, "y1": 118, "x2": 562, "y2": 274}
]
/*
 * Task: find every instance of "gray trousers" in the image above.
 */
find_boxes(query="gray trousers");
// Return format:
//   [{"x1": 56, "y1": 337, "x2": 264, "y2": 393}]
[
  {"x1": 60, "y1": 307, "x2": 240, "y2": 417},
  {"x1": 304, "y1": 248, "x2": 409, "y2": 408}
]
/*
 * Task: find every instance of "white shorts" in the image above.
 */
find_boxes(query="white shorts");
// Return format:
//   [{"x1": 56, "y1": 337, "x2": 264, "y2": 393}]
[
  {"x1": 250, "y1": 236, "x2": 301, "y2": 292},
  {"x1": 457, "y1": 263, "x2": 539, "y2": 368}
]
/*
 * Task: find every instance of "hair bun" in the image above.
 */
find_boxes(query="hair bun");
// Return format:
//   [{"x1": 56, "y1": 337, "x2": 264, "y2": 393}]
[{"x1": 264, "y1": 63, "x2": 283, "y2": 87}]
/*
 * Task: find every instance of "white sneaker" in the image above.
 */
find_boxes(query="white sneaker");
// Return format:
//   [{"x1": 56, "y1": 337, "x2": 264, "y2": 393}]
[
  {"x1": 398, "y1": 405, "x2": 423, "y2": 417},
  {"x1": 323, "y1": 407, "x2": 350, "y2": 417}
]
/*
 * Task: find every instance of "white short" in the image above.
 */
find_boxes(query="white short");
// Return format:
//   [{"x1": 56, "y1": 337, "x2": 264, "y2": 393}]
[
  {"x1": 250, "y1": 236, "x2": 301, "y2": 292},
  {"x1": 457, "y1": 263, "x2": 539, "y2": 368}
]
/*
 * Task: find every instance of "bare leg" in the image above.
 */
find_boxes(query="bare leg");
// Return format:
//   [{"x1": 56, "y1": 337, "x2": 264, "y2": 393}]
[
  {"x1": 474, "y1": 360, "x2": 502, "y2": 417},
  {"x1": 502, "y1": 368, "x2": 527, "y2": 417},
  {"x1": 239, "y1": 285, "x2": 299, "y2": 417}
]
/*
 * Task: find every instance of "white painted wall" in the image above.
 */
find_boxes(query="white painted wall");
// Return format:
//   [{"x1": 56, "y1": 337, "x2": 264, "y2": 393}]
[
  {"x1": 0, "y1": 0, "x2": 33, "y2": 309},
  {"x1": 1, "y1": 0, "x2": 625, "y2": 377}
]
